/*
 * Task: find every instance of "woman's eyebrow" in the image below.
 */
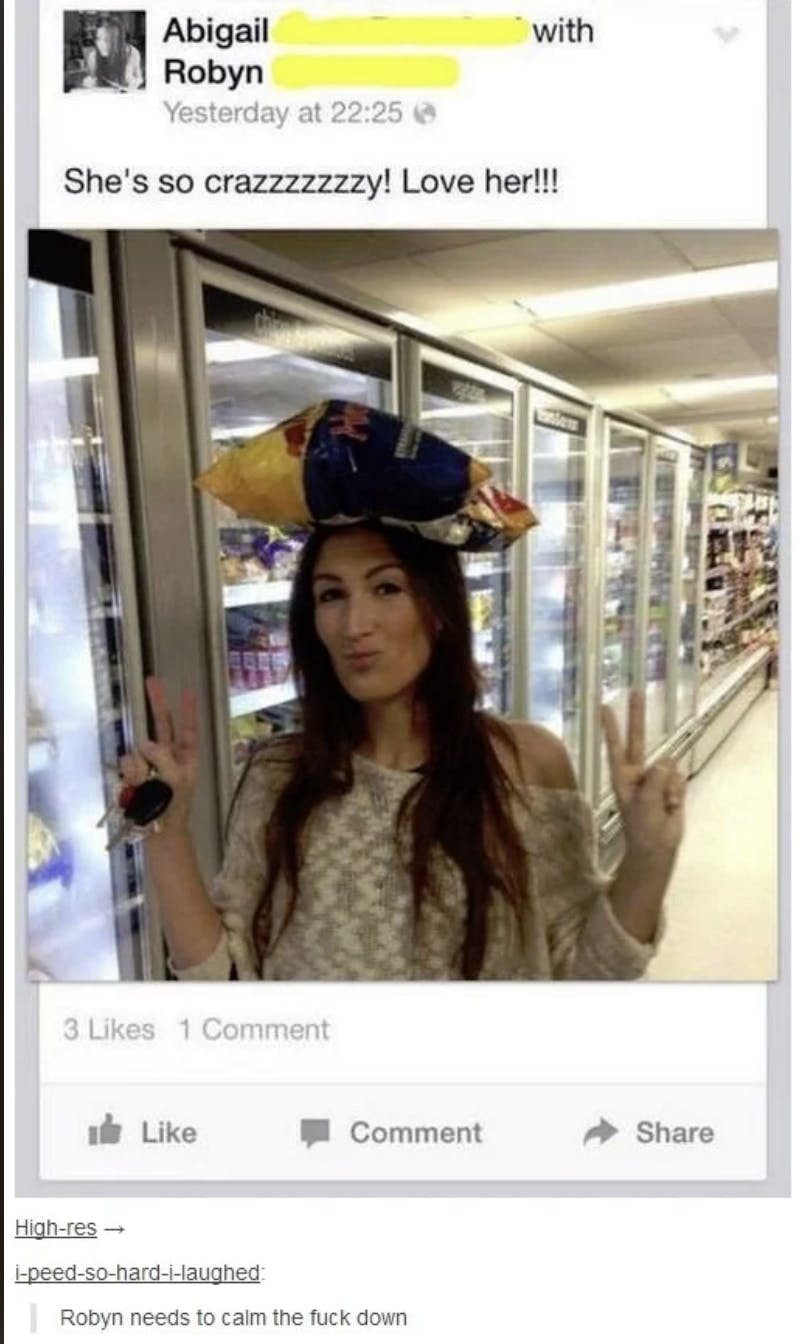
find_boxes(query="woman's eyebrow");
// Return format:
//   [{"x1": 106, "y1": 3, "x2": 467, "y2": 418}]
[{"x1": 312, "y1": 562, "x2": 404, "y2": 584}]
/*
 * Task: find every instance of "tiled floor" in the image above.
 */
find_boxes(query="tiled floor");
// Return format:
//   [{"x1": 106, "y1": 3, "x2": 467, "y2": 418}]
[{"x1": 647, "y1": 688, "x2": 778, "y2": 981}]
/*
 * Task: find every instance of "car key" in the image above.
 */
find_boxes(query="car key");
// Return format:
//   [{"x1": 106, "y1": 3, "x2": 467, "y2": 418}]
[
  {"x1": 106, "y1": 777, "x2": 174, "y2": 850},
  {"x1": 95, "y1": 784, "x2": 136, "y2": 830}
]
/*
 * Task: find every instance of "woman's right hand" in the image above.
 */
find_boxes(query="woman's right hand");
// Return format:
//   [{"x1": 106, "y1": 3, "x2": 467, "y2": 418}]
[{"x1": 119, "y1": 677, "x2": 199, "y2": 833}]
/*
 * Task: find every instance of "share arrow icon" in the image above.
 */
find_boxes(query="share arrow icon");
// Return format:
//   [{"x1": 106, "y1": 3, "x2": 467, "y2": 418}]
[{"x1": 582, "y1": 1117, "x2": 619, "y2": 1146}]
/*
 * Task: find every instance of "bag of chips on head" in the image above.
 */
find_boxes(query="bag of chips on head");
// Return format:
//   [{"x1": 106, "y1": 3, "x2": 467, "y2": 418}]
[
  {"x1": 402, "y1": 482, "x2": 537, "y2": 551},
  {"x1": 196, "y1": 400, "x2": 536, "y2": 551}
]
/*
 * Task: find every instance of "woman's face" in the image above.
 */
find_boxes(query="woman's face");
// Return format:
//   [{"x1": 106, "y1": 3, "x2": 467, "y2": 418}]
[
  {"x1": 95, "y1": 26, "x2": 113, "y2": 56},
  {"x1": 312, "y1": 529, "x2": 434, "y2": 704}
]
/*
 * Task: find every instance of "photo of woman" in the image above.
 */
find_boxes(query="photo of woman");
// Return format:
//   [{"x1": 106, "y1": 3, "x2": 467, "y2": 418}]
[
  {"x1": 63, "y1": 11, "x2": 145, "y2": 92},
  {"x1": 26, "y1": 228, "x2": 778, "y2": 984}
]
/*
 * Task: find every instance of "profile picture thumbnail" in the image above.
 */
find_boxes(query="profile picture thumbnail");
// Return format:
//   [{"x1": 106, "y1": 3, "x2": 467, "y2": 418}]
[{"x1": 63, "y1": 11, "x2": 147, "y2": 93}]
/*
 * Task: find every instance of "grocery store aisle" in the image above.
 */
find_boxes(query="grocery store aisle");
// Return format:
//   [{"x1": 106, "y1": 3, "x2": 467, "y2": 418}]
[{"x1": 648, "y1": 688, "x2": 778, "y2": 981}]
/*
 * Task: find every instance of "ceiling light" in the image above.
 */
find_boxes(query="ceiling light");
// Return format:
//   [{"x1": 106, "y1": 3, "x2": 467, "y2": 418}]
[
  {"x1": 515, "y1": 261, "x2": 776, "y2": 321},
  {"x1": 662, "y1": 374, "x2": 777, "y2": 402}
]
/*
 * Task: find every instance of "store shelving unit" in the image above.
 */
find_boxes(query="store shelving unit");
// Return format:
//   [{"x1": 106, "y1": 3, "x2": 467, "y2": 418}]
[
  {"x1": 685, "y1": 483, "x2": 778, "y2": 774},
  {"x1": 701, "y1": 486, "x2": 778, "y2": 694}
]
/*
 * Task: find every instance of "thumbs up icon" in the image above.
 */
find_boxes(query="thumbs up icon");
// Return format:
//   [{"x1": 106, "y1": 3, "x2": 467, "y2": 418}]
[{"x1": 87, "y1": 1113, "x2": 123, "y2": 1146}]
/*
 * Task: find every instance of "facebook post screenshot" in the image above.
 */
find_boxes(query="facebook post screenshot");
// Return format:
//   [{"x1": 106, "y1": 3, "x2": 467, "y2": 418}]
[{"x1": 7, "y1": 0, "x2": 793, "y2": 1339}]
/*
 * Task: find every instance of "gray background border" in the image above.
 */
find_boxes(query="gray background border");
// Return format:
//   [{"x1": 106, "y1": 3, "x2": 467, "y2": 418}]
[{"x1": 15, "y1": 0, "x2": 790, "y2": 1198}]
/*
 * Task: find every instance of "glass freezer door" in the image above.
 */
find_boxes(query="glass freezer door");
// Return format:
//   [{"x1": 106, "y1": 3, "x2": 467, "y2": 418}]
[
  {"x1": 199, "y1": 282, "x2": 395, "y2": 777},
  {"x1": 27, "y1": 237, "x2": 145, "y2": 981},
  {"x1": 419, "y1": 363, "x2": 515, "y2": 714},
  {"x1": 528, "y1": 403, "x2": 589, "y2": 767},
  {"x1": 646, "y1": 450, "x2": 678, "y2": 751},
  {"x1": 676, "y1": 450, "x2": 705, "y2": 726},
  {"x1": 598, "y1": 422, "x2": 645, "y2": 799}
]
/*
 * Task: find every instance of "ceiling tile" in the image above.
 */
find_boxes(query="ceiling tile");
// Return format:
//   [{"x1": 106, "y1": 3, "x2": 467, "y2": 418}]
[
  {"x1": 740, "y1": 331, "x2": 779, "y2": 363},
  {"x1": 329, "y1": 258, "x2": 468, "y2": 315},
  {"x1": 411, "y1": 231, "x2": 682, "y2": 299},
  {"x1": 458, "y1": 323, "x2": 615, "y2": 383},
  {"x1": 533, "y1": 300, "x2": 730, "y2": 347},
  {"x1": 658, "y1": 230, "x2": 778, "y2": 268},
  {"x1": 590, "y1": 333, "x2": 766, "y2": 382},
  {"x1": 422, "y1": 303, "x2": 533, "y2": 334}
]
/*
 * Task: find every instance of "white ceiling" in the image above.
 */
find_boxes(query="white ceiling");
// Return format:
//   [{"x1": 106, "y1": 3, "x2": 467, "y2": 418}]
[{"x1": 239, "y1": 230, "x2": 779, "y2": 454}]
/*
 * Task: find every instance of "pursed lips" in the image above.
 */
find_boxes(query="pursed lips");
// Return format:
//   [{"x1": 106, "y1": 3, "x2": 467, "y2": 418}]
[{"x1": 345, "y1": 649, "x2": 379, "y2": 665}]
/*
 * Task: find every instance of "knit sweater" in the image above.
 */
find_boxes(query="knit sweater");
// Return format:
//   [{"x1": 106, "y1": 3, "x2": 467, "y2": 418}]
[{"x1": 174, "y1": 740, "x2": 661, "y2": 981}]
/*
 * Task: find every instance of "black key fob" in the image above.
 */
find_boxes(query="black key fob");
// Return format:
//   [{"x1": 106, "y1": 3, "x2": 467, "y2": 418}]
[{"x1": 123, "y1": 777, "x2": 174, "y2": 828}]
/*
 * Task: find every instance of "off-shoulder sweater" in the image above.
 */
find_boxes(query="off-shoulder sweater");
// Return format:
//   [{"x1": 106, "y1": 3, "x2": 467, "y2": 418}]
[{"x1": 174, "y1": 742, "x2": 660, "y2": 981}]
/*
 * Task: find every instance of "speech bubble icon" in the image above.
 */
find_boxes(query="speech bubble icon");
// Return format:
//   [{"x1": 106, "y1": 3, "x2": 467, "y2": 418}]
[{"x1": 300, "y1": 1118, "x2": 331, "y2": 1148}]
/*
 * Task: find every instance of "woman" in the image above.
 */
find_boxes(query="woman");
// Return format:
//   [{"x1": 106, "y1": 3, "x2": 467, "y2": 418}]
[
  {"x1": 123, "y1": 521, "x2": 685, "y2": 981},
  {"x1": 82, "y1": 19, "x2": 143, "y2": 91}
]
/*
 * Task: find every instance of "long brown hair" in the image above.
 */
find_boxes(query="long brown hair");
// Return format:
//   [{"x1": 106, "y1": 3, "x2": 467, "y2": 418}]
[
  {"x1": 93, "y1": 19, "x2": 126, "y2": 85},
  {"x1": 249, "y1": 522, "x2": 529, "y2": 979}
]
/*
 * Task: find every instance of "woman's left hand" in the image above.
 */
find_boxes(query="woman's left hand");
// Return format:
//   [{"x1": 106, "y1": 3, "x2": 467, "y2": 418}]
[{"x1": 601, "y1": 689, "x2": 686, "y2": 864}]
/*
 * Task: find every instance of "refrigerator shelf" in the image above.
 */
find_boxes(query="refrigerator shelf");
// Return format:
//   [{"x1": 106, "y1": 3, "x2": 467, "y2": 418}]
[
  {"x1": 223, "y1": 581, "x2": 292, "y2": 608},
  {"x1": 700, "y1": 644, "x2": 770, "y2": 696},
  {"x1": 230, "y1": 681, "x2": 297, "y2": 717},
  {"x1": 30, "y1": 509, "x2": 113, "y2": 526}
]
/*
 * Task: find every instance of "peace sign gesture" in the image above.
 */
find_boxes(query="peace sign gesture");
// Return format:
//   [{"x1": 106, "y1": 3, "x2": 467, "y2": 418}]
[
  {"x1": 601, "y1": 689, "x2": 686, "y2": 861},
  {"x1": 118, "y1": 677, "x2": 199, "y2": 833}
]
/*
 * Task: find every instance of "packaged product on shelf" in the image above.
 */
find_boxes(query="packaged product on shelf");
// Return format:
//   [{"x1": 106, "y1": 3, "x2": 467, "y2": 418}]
[
  {"x1": 470, "y1": 590, "x2": 495, "y2": 632},
  {"x1": 228, "y1": 646, "x2": 244, "y2": 690},
  {"x1": 252, "y1": 530, "x2": 302, "y2": 580},
  {"x1": 255, "y1": 650, "x2": 273, "y2": 688},
  {"x1": 220, "y1": 542, "x2": 248, "y2": 584},
  {"x1": 269, "y1": 632, "x2": 291, "y2": 683},
  {"x1": 242, "y1": 649, "x2": 259, "y2": 690},
  {"x1": 28, "y1": 813, "x2": 74, "y2": 889}
]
